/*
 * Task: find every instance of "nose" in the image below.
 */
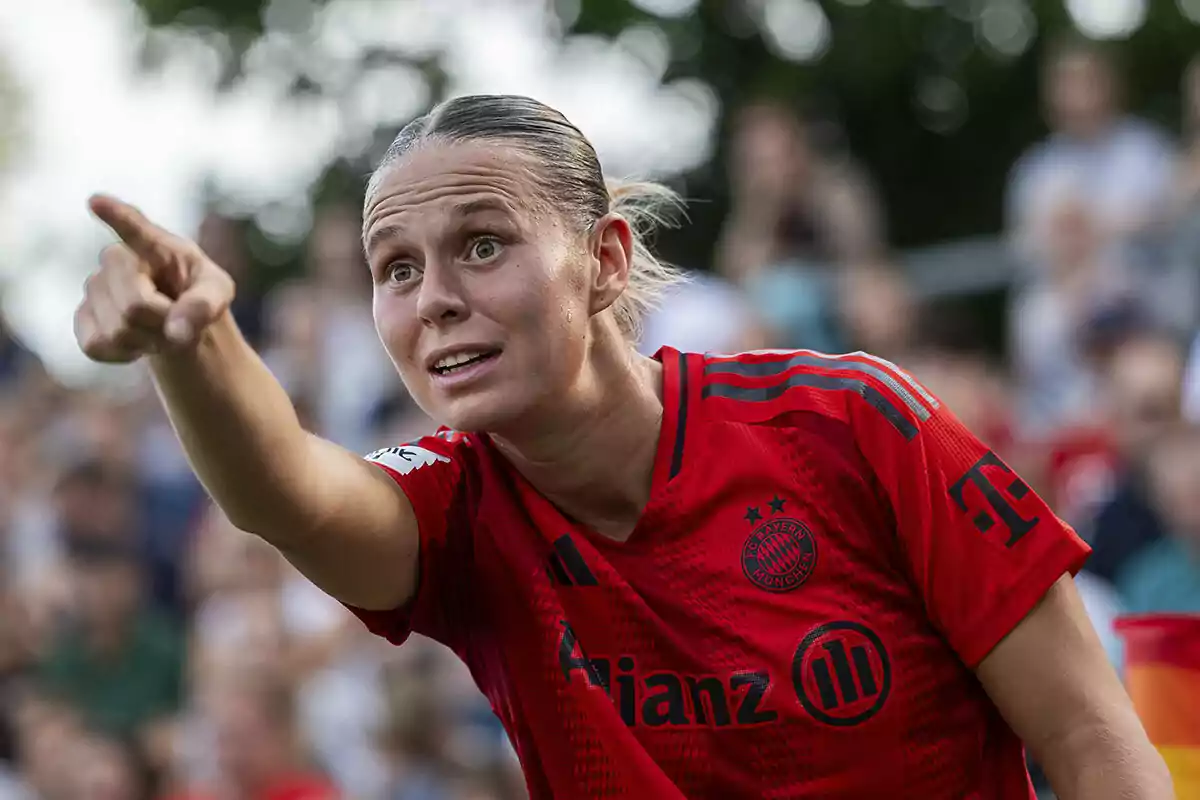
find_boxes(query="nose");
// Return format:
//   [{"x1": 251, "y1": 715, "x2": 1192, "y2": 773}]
[{"x1": 416, "y1": 260, "x2": 469, "y2": 328}]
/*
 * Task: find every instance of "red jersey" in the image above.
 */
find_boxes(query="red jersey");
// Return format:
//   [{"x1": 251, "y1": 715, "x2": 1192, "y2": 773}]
[{"x1": 349, "y1": 347, "x2": 1090, "y2": 799}]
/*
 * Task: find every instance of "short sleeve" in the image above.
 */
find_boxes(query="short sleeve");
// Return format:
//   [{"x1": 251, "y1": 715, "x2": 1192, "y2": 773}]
[
  {"x1": 850, "y1": 368, "x2": 1091, "y2": 669},
  {"x1": 343, "y1": 431, "x2": 476, "y2": 649}
]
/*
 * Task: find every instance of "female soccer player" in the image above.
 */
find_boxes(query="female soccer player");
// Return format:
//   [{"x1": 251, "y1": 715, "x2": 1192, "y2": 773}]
[{"x1": 74, "y1": 95, "x2": 1171, "y2": 798}]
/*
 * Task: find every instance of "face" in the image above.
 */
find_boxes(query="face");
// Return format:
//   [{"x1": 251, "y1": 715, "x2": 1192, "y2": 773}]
[
  {"x1": 1047, "y1": 53, "x2": 1114, "y2": 136},
  {"x1": 1105, "y1": 338, "x2": 1183, "y2": 461},
  {"x1": 73, "y1": 559, "x2": 140, "y2": 630},
  {"x1": 363, "y1": 141, "x2": 630, "y2": 434},
  {"x1": 1150, "y1": 431, "x2": 1200, "y2": 546},
  {"x1": 731, "y1": 105, "x2": 809, "y2": 195},
  {"x1": 72, "y1": 737, "x2": 140, "y2": 800},
  {"x1": 311, "y1": 208, "x2": 370, "y2": 291},
  {"x1": 212, "y1": 687, "x2": 290, "y2": 786},
  {"x1": 1186, "y1": 58, "x2": 1200, "y2": 135}
]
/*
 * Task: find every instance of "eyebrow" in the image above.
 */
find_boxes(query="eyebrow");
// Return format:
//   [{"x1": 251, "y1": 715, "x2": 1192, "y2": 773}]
[{"x1": 364, "y1": 198, "x2": 515, "y2": 255}]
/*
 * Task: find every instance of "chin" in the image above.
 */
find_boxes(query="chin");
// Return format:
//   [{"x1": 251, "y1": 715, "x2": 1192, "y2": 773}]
[{"x1": 429, "y1": 389, "x2": 536, "y2": 436}]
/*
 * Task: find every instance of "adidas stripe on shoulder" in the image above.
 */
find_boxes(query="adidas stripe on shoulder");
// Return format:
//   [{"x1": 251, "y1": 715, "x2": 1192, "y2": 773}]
[{"x1": 701, "y1": 349, "x2": 938, "y2": 440}]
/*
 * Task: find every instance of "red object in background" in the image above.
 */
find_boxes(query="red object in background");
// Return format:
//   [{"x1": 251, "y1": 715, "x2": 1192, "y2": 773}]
[
  {"x1": 1042, "y1": 425, "x2": 1121, "y2": 528},
  {"x1": 1114, "y1": 614, "x2": 1200, "y2": 795},
  {"x1": 166, "y1": 775, "x2": 338, "y2": 800}
]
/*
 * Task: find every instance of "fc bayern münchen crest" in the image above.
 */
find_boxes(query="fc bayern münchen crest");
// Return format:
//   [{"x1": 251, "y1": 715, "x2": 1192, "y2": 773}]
[{"x1": 741, "y1": 497, "x2": 817, "y2": 593}]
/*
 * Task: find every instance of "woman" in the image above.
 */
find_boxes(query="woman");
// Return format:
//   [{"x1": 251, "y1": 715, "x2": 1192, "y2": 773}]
[{"x1": 74, "y1": 95, "x2": 1170, "y2": 798}]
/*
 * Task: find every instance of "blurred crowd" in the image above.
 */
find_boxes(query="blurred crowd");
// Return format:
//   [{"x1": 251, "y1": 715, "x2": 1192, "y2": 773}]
[{"x1": 2, "y1": 35, "x2": 1200, "y2": 800}]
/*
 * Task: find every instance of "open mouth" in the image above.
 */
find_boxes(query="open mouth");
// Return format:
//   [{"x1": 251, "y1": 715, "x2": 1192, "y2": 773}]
[{"x1": 430, "y1": 350, "x2": 501, "y2": 376}]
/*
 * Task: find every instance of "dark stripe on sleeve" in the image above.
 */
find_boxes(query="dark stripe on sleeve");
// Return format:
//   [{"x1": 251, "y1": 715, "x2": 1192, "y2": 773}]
[
  {"x1": 702, "y1": 372, "x2": 919, "y2": 440},
  {"x1": 705, "y1": 354, "x2": 931, "y2": 421}
]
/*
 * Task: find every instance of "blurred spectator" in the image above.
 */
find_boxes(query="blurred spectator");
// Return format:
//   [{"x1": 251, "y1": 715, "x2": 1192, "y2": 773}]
[
  {"x1": 904, "y1": 343, "x2": 1015, "y2": 458},
  {"x1": 836, "y1": 261, "x2": 916, "y2": 363},
  {"x1": 197, "y1": 212, "x2": 267, "y2": 349},
  {"x1": 1079, "y1": 330, "x2": 1184, "y2": 585},
  {"x1": 1117, "y1": 422, "x2": 1200, "y2": 613},
  {"x1": 10, "y1": 694, "x2": 84, "y2": 800},
  {"x1": 36, "y1": 534, "x2": 184, "y2": 758},
  {"x1": 1007, "y1": 37, "x2": 1175, "y2": 274},
  {"x1": 69, "y1": 732, "x2": 151, "y2": 800},
  {"x1": 167, "y1": 676, "x2": 337, "y2": 800},
  {"x1": 307, "y1": 206, "x2": 397, "y2": 454},
  {"x1": 715, "y1": 101, "x2": 885, "y2": 350},
  {"x1": 1169, "y1": 54, "x2": 1200, "y2": 251},
  {"x1": 183, "y1": 508, "x2": 391, "y2": 800},
  {"x1": 1009, "y1": 173, "x2": 1135, "y2": 436},
  {"x1": 369, "y1": 391, "x2": 437, "y2": 449},
  {"x1": 0, "y1": 309, "x2": 44, "y2": 390},
  {"x1": 262, "y1": 281, "x2": 323, "y2": 409},
  {"x1": 1174, "y1": 56, "x2": 1200, "y2": 423},
  {"x1": 637, "y1": 273, "x2": 768, "y2": 357}
]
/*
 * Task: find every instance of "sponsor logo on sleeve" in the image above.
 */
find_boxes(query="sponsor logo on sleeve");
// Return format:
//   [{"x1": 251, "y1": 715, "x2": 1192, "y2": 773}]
[
  {"x1": 948, "y1": 450, "x2": 1040, "y2": 547},
  {"x1": 365, "y1": 445, "x2": 451, "y2": 475}
]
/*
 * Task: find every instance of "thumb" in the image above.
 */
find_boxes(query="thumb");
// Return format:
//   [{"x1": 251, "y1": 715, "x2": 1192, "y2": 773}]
[{"x1": 165, "y1": 269, "x2": 234, "y2": 345}]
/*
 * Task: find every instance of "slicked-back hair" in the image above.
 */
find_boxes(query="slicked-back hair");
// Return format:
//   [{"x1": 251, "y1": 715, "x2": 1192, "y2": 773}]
[{"x1": 365, "y1": 94, "x2": 686, "y2": 341}]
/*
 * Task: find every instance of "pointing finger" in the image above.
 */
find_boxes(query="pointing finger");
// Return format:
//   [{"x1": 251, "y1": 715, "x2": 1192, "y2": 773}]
[{"x1": 89, "y1": 195, "x2": 176, "y2": 262}]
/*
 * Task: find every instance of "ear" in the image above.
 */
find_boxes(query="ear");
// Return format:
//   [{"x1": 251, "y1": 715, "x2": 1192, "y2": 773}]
[{"x1": 587, "y1": 213, "x2": 634, "y2": 316}]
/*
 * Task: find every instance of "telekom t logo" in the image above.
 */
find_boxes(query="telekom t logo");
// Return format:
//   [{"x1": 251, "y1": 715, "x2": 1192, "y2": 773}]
[{"x1": 948, "y1": 451, "x2": 1040, "y2": 548}]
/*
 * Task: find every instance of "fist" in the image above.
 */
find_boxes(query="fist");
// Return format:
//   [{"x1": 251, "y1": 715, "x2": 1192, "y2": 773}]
[{"x1": 76, "y1": 195, "x2": 236, "y2": 363}]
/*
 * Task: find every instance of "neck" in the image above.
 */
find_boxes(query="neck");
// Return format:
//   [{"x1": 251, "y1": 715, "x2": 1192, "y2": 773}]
[{"x1": 491, "y1": 328, "x2": 664, "y2": 542}]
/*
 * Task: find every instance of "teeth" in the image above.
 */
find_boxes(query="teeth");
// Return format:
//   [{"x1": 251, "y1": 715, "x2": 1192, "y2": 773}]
[{"x1": 434, "y1": 351, "x2": 488, "y2": 371}]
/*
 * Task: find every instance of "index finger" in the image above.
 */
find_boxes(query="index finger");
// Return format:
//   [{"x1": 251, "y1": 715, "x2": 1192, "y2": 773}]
[{"x1": 88, "y1": 194, "x2": 175, "y2": 259}]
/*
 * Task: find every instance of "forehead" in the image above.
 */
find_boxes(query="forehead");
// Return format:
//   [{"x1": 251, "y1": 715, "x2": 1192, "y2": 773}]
[
  {"x1": 364, "y1": 142, "x2": 546, "y2": 246},
  {"x1": 1053, "y1": 53, "x2": 1108, "y2": 82}
]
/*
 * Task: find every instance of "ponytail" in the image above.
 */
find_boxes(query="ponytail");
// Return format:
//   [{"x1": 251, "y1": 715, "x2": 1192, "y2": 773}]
[{"x1": 605, "y1": 179, "x2": 689, "y2": 341}]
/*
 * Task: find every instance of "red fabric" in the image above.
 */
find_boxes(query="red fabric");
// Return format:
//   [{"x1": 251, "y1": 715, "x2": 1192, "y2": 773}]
[
  {"x1": 166, "y1": 773, "x2": 337, "y2": 800},
  {"x1": 348, "y1": 347, "x2": 1090, "y2": 799}
]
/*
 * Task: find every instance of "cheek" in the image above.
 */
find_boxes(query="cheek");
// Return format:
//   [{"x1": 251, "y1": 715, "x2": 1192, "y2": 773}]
[
  {"x1": 372, "y1": 294, "x2": 417, "y2": 362},
  {"x1": 491, "y1": 259, "x2": 581, "y2": 335}
]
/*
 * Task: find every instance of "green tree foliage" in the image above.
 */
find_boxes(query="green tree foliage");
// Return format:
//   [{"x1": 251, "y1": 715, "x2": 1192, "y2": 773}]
[{"x1": 128, "y1": 0, "x2": 1200, "y2": 269}]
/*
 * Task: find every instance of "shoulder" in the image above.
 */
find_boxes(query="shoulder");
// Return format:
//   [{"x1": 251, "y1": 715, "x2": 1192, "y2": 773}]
[
  {"x1": 698, "y1": 348, "x2": 938, "y2": 443},
  {"x1": 1113, "y1": 117, "x2": 1174, "y2": 150},
  {"x1": 1008, "y1": 140, "x2": 1055, "y2": 186},
  {"x1": 364, "y1": 428, "x2": 478, "y2": 478}
]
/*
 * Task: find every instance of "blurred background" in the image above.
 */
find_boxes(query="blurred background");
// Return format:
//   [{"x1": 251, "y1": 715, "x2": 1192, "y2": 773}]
[{"x1": 2, "y1": 0, "x2": 1200, "y2": 797}]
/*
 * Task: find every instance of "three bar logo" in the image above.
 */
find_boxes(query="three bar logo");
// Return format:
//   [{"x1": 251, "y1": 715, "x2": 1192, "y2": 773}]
[{"x1": 792, "y1": 620, "x2": 891, "y2": 727}]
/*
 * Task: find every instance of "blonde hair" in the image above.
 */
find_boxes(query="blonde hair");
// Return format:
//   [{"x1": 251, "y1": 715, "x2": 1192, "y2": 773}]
[{"x1": 605, "y1": 178, "x2": 689, "y2": 342}]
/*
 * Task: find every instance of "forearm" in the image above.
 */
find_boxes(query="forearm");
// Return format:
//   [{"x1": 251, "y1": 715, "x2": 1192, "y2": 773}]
[
  {"x1": 1040, "y1": 719, "x2": 1174, "y2": 800},
  {"x1": 147, "y1": 311, "x2": 321, "y2": 540}
]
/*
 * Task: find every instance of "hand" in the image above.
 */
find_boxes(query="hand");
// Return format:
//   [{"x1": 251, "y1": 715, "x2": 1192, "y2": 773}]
[{"x1": 75, "y1": 195, "x2": 236, "y2": 363}]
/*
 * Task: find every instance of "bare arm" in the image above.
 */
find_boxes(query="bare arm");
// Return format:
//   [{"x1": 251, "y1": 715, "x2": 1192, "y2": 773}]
[
  {"x1": 149, "y1": 313, "x2": 419, "y2": 610},
  {"x1": 76, "y1": 196, "x2": 420, "y2": 611},
  {"x1": 976, "y1": 575, "x2": 1174, "y2": 800}
]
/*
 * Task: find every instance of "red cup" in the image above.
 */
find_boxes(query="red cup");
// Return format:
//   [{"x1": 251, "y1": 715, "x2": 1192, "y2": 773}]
[{"x1": 1114, "y1": 614, "x2": 1200, "y2": 793}]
